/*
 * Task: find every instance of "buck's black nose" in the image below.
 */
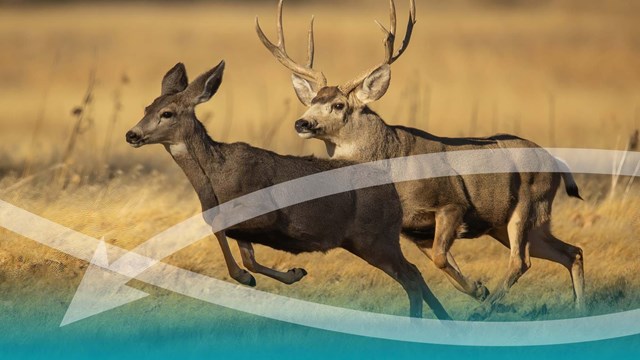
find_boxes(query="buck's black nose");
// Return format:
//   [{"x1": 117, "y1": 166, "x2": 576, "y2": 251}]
[
  {"x1": 295, "y1": 119, "x2": 313, "y2": 133},
  {"x1": 126, "y1": 130, "x2": 142, "y2": 144}
]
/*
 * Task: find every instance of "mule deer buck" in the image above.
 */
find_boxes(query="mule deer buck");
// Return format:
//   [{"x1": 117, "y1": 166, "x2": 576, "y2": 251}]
[
  {"x1": 125, "y1": 60, "x2": 451, "y2": 319},
  {"x1": 257, "y1": 0, "x2": 585, "y2": 313}
]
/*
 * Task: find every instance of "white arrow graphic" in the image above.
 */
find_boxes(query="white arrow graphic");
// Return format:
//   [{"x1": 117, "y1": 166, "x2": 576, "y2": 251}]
[{"x1": 1, "y1": 148, "x2": 639, "y2": 346}]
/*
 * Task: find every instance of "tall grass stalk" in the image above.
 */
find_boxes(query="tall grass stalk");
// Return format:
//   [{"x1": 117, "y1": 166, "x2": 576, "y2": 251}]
[
  {"x1": 102, "y1": 73, "x2": 129, "y2": 170},
  {"x1": 56, "y1": 67, "x2": 96, "y2": 188},
  {"x1": 261, "y1": 99, "x2": 290, "y2": 149},
  {"x1": 548, "y1": 93, "x2": 556, "y2": 147},
  {"x1": 219, "y1": 86, "x2": 234, "y2": 142},
  {"x1": 470, "y1": 99, "x2": 479, "y2": 136},
  {"x1": 422, "y1": 84, "x2": 431, "y2": 132},
  {"x1": 611, "y1": 130, "x2": 639, "y2": 198},
  {"x1": 21, "y1": 51, "x2": 60, "y2": 179},
  {"x1": 491, "y1": 101, "x2": 499, "y2": 134}
]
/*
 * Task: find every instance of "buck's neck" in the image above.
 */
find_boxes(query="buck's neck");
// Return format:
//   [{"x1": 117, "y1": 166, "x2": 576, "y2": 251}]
[
  {"x1": 325, "y1": 107, "x2": 403, "y2": 162},
  {"x1": 164, "y1": 119, "x2": 225, "y2": 213}
]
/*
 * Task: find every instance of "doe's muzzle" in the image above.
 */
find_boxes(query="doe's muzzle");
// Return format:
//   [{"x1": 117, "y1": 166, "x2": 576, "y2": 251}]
[{"x1": 126, "y1": 129, "x2": 142, "y2": 145}]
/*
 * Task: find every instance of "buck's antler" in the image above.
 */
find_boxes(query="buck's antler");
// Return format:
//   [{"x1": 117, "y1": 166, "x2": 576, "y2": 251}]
[
  {"x1": 256, "y1": 0, "x2": 327, "y2": 88},
  {"x1": 339, "y1": 0, "x2": 416, "y2": 94}
]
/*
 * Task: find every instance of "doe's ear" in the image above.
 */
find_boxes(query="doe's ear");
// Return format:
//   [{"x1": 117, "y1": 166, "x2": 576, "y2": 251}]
[
  {"x1": 354, "y1": 64, "x2": 391, "y2": 105},
  {"x1": 185, "y1": 60, "x2": 226, "y2": 105},
  {"x1": 162, "y1": 63, "x2": 189, "y2": 96},
  {"x1": 291, "y1": 74, "x2": 318, "y2": 106}
]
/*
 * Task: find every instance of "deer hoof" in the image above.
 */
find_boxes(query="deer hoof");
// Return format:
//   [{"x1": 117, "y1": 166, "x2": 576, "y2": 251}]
[
  {"x1": 285, "y1": 268, "x2": 308, "y2": 284},
  {"x1": 574, "y1": 301, "x2": 586, "y2": 315},
  {"x1": 474, "y1": 281, "x2": 490, "y2": 301},
  {"x1": 468, "y1": 311, "x2": 488, "y2": 322},
  {"x1": 234, "y1": 270, "x2": 256, "y2": 287}
]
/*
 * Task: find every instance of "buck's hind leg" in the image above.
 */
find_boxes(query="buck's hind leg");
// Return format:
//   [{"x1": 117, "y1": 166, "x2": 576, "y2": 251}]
[
  {"x1": 237, "y1": 241, "x2": 307, "y2": 285},
  {"x1": 406, "y1": 234, "x2": 489, "y2": 301},
  {"x1": 528, "y1": 226, "x2": 585, "y2": 312},
  {"x1": 491, "y1": 225, "x2": 585, "y2": 312}
]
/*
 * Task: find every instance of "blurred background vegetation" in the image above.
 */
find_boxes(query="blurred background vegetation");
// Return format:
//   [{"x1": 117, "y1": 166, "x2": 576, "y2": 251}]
[
  {"x1": 0, "y1": 0, "x2": 639, "y2": 322},
  {"x1": 2, "y1": 0, "x2": 640, "y2": 8}
]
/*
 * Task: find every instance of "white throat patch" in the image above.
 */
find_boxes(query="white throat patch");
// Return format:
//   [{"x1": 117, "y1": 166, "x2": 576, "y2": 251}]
[
  {"x1": 169, "y1": 143, "x2": 189, "y2": 157},
  {"x1": 333, "y1": 143, "x2": 359, "y2": 159}
]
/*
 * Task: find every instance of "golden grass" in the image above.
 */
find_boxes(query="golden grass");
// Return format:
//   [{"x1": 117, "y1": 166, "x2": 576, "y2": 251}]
[{"x1": 0, "y1": 1, "x2": 639, "y2": 321}]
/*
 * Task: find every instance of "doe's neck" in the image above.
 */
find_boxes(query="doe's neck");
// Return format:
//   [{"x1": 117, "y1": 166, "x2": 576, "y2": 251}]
[{"x1": 163, "y1": 119, "x2": 224, "y2": 211}]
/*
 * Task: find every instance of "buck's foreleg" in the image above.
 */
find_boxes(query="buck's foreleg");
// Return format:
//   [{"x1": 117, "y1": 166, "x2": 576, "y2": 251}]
[
  {"x1": 432, "y1": 205, "x2": 489, "y2": 301},
  {"x1": 485, "y1": 205, "x2": 532, "y2": 307},
  {"x1": 407, "y1": 235, "x2": 489, "y2": 301},
  {"x1": 237, "y1": 241, "x2": 308, "y2": 285},
  {"x1": 214, "y1": 232, "x2": 256, "y2": 286}
]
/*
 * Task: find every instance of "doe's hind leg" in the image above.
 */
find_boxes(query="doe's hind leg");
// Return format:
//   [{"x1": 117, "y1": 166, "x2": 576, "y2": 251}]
[{"x1": 346, "y1": 236, "x2": 451, "y2": 320}]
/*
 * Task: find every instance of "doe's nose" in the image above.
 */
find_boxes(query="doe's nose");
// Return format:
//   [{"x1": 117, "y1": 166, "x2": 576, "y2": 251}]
[
  {"x1": 126, "y1": 130, "x2": 142, "y2": 144},
  {"x1": 295, "y1": 119, "x2": 312, "y2": 133}
]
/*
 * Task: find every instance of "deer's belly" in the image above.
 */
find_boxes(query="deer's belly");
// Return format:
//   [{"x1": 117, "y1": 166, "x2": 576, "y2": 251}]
[
  {"x1": 226, "y1": 229, "x2": 336, "y2": 255},
  {"x1": 401, "y1": 209, "x2": 494, "y2": 240}
]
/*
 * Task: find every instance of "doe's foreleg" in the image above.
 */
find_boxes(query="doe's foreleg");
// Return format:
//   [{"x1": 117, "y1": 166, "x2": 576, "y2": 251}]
[
  {"x1": 237, "y1": 241, "x2": 307, "y2": 285},
  {"x1": 214, "y1": 232, "x2": 256, "y2": 286}
]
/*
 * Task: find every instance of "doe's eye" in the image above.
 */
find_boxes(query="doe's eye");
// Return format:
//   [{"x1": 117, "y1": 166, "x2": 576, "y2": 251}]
[
  {"x1": 332, "y1": 103, "x2": 345, "y2": 111},
  {"x1": 160, "y1": 111, "x2": 174, "y2": 119}
]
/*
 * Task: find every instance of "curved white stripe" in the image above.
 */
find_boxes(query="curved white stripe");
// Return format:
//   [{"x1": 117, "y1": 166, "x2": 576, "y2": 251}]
[
  {"x1": 1, "y1": 148, "x2": 639, "y2": 346},
  {"x1": 144, "y1": 260, "x2": 640, "y2": 347}
]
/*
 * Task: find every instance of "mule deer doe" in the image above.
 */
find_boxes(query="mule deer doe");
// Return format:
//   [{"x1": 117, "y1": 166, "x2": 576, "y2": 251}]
[
  {"x1": 257, "y1": 0, "x2": 585, "y2": 314},
  {"x1": 125, "y1": 60, "x2": 451, "y2": 319}
]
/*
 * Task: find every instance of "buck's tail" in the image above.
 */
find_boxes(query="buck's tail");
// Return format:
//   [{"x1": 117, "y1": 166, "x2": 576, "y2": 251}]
[{"x1": 555, "y1": 157, "x2": 583, "y2": 200}]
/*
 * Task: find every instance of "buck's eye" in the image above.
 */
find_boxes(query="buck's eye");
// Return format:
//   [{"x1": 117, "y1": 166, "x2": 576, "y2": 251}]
[
  {"x1": 160, "y1": 111, "x2": 174, "y2": 119},
  {"x1": 332, "y1": 103, "x2": 345, "y2": 111}
]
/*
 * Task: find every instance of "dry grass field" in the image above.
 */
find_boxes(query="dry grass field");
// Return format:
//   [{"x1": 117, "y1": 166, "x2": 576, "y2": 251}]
[{"x1": 0, "y1": 0, "x2": 639, "y2": 326}]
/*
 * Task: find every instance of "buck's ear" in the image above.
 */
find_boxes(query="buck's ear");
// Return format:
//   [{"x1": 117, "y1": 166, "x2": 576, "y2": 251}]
[
  {"x1": 354, "y1": 64, "x2": 391, "y2": 104},
  {"x1": 186, "y1": 60, "x2": 225, "y2": 105},
  {"x1": 162, "y1": 63, "x2": 189, "y2": 96},
  {"x1": 291, "y1": 74, "x2": 318, "y2": 106}
]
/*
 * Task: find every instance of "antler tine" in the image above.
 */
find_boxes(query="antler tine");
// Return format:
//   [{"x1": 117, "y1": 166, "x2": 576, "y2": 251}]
[
  {"x1": 389, "y1": 0, "x2": 397, "y2": 36},
  {"x1": 256, "y1": 17, "x2": 278, "y2": 54},
  {"x1": 307, "y1": 16, "x2": 315, "y2": 68},
  {"x1": 374, "y1": 0, "x2": 397, "y2": 64},
  {"x1": 276, "y1": 0, "x2": 286, "y2": 50},
  {"x1": 256, "y1": 0, "x2": 326, "y2": 87},
  {"x1": 374, "y1": 20, "x2": 394, "y2": 64},
  {"x1": 390, "y1": 0, "x2": 416, "y2": 63},
  {"x1": 340, "y1": 0, "x2": 416, "y2": 94}
]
